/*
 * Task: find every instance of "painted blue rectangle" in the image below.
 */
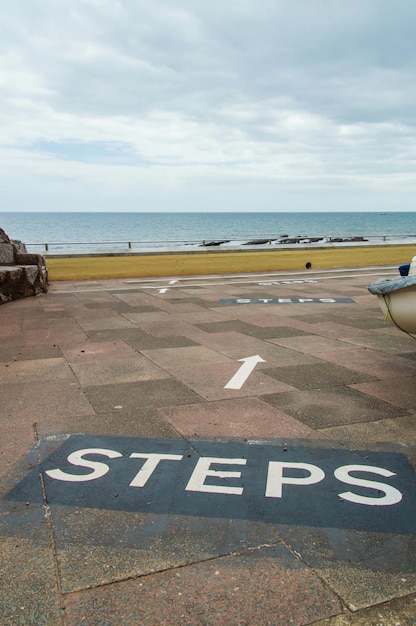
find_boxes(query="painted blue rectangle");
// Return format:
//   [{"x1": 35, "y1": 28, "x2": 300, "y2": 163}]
[
  {"x1": 219, "y1": 297, "x2": 355, "y2": 305},
  {"x1": 6, "y1": 436, "x2": 416, "y2": 534}
]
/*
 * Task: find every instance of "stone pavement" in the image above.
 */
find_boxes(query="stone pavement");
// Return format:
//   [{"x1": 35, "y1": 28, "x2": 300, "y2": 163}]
[{"x1": 1, "y1": 265, "x2": 416, "y2": 625}]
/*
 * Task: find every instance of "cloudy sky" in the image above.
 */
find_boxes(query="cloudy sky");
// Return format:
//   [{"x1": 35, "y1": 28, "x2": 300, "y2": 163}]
[{"x1": 1, "y1": 0, "x2": 415, "y2": 213}]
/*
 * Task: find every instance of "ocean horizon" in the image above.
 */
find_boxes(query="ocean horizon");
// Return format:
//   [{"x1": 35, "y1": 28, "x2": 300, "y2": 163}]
[{"x1": 1, "y1": 211, "x2": 416, "y2": 255}]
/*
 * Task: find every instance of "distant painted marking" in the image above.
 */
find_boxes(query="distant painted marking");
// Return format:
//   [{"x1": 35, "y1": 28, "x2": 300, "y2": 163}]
[
  {"x1": 58, "y1": 269, "x2": 396, "y2": 294},
  {"x1": 224, "y1": 355, "x2": 266, "y2": 390},
  {"x1": 219, "y1": 297, "x2": 355, "y2": 305},
  {"x1": 125, "y1": 271, "x2": 395, "y2": 291},
  {"x1": 258, "y1": 279, "x2": 318, "y2": 285},
  {"x1": 156, "y1": 280, "x2": 177, "y2": 293}
]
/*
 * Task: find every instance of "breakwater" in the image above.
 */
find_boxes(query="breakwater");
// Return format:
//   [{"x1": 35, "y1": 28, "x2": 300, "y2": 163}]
[{"x1": 25, "y1": 233, "x2": 416, "y2": 256}]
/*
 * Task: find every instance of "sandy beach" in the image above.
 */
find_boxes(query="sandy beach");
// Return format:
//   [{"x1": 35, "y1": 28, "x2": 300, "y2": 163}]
[{"x1": 46, "y1": 243, "x2": 416, "y2": 280}]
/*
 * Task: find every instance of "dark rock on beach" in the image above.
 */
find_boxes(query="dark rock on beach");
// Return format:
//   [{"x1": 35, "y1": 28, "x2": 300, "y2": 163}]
[
  {"x1": 243, "y1": 238, "x2": 276, "y2": 245},
  {"x1": 200, "y1": 240, "x2": 231, "y2": 247},
  {"x1": 277, "y1": 235, "x2": 367, "y2": 244},
  {"x1": 330, "y1": 236, "x2": 368, "y2": 243},
  {"x1": 278, "y1": 237, "x2": 304, "y2": 244}
]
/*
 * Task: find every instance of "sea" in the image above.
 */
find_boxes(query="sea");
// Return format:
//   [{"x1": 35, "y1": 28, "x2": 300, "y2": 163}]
[{"x1": 1, "y1": 212, "x2": 416, "y2": 255}]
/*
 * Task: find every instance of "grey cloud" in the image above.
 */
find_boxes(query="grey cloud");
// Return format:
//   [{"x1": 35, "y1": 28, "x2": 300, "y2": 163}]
[
  {"x1": 3, "y1": 0, "x2": 416, "y2": 122},
  {"x1": 1, "y1": 0, "x2": 416, "y2": 211}
]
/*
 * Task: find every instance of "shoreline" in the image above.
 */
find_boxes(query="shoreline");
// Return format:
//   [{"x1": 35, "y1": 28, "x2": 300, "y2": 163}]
[{"x1": 46, "y1": 243, "x2": 415, "y2": 281}]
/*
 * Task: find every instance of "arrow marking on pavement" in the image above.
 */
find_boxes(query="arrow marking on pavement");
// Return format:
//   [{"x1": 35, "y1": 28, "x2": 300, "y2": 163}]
[
  {"x1": 159, "y1": 280, "x2": 177, "y2": 292},
  {"x1": 224, "y1": 355, "x2": 266, "y2": 390}
]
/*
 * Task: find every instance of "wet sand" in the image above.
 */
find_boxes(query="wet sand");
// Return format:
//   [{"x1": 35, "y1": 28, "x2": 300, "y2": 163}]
[{"x1": 46, "y1": 244, "x2": 415, "y2": 280}]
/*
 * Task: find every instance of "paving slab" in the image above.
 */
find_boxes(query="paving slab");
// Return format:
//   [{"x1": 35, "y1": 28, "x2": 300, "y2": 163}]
[
  {"x1": 61, "y1": 340, "x2": 139, "y2": 362},
  {"x1": 317, "y1": 347, "x2": 416, "y2": 379},
  {"x1": 141, "y1": 345, "x2": 233, "y2": 371},
  {"x1": 341, "y1": 333, "x2": 416, "y2": 354},
  {"x1": 286, "y1": 319, "x2": 377, "y2": 338},
  {"x1": 196, "y1": 330, "x2": 321, "y2": 366},
  {"x1": 349, "y1": 377, "x2": 416, "y2": 411},
  {"x1": 315, "y1": 593, "x2": 416, "y2": 625},
  {"x1": 49, "y1": 508, "x2": 281, "y2": 594},
  {"x1": 1, "y1": 265, "x2": 416, "y2": 625},
  {"x1": 269, "y1": 334, "x2": 356, "y2": 354},
  {"x1": 83, "y1": 379, "x2": 203, "y2": 413},
  {"x1": 263, "y1": 362, "x2": 377, "y2": 390},
  {"x1": 320, "y1": 413, "x2": 416, "y2": 448},
  {"x1": 126, "y1": 334, "x2": 200, "y2": 350},
  {"x1": 196, "y1": 319, "x2": 310, "y2": 339},
  {"x1": 261, "y1": 386, "x2": 411, "y2": 429},
  {"x1": 22, "y1": 325, "x2": 88, "y2": 347},
  {"x1": 0, "y1": 344, "x2": 63, "y2": 362},
  {"x1": 155, "y1": 361, "x2": 298, "y2": 401},
  {"x1": 158, "y1": 397, "x2": 323, "y2": 439},
  {"x1": 37, "y1": 408, "x2": 179, "y2": 439},
  {"x1": 75, "y1": 314, "x2": 137, "y2": 331},
  {"x1": 0, "y1": 511, "x2": 63, "y2": 626},
  {"x1": 0, "y1": 380, "x2": 95, "y2": 421},
  {"x1": 85, "y1": 327, "x2": 154, "y2": 342},
  {"x1": 0, "y1": 357, "x2": 76, "y2": 384},
  {"x1": 173, "y1": 310, "x2": 233, "y2": 324},
  {"x1": 70, "y1": 356, "x2": 171, "y2": 386},
  {"x1": 63, "y1": 544, "x2": 342, "y2": 626},
  {"x1": 273, "y1": 524, "x2": 416, "y2": 611}
]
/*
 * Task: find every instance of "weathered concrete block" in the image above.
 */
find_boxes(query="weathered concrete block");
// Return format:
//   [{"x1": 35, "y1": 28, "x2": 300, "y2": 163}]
[
  {"x1": 12, "y1": 240, "x2": 28, "y2": 254},
  {"x1": 0, "y1": 243, "x2": 15, "y2": 264},
  {"x1": 0, "y1": 266, "x2": 25, "y2": 302},
  {"x1": 0, "y1": 227, "x2": 11, "y2": 243},
  {"x1": 0, "y1": 227, "x2": 49, "y2": 304},
  {"x1": 24, "y1": 265, "x2": 39, "y2": 287}
]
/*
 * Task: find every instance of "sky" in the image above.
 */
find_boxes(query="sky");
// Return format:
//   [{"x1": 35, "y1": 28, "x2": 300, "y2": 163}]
[{"x1": 1, "y1": 0, "x2": 415, "y2": 213}]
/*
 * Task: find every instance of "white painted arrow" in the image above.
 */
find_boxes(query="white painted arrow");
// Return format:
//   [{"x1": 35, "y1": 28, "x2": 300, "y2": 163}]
[
  {"x1": 224, "y1": 355, "x2": 266, "y2": 390},
  {"x1": 159, "y1": 280, "x2": 177, "y2": 293}
]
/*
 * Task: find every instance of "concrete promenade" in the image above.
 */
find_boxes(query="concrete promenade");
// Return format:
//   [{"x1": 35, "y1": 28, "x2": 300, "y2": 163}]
[{"x1": 1, "y1": 265, "x2": 416, "y2": 625}]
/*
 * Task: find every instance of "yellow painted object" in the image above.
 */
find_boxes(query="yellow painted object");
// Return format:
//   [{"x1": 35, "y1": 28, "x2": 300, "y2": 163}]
[{"x1": 46, "y1": 245, "x2": 416, "y2": 281}]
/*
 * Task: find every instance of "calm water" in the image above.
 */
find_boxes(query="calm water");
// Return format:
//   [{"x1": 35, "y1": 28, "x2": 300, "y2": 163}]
[{"x1": 1, "y1": 212, "x2": 415, "y2": 254}]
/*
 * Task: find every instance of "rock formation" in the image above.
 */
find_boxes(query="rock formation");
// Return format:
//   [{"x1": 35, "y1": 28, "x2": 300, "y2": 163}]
[{"x1": 0, "y1": 228, "x2": 48, "y2": 304}]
